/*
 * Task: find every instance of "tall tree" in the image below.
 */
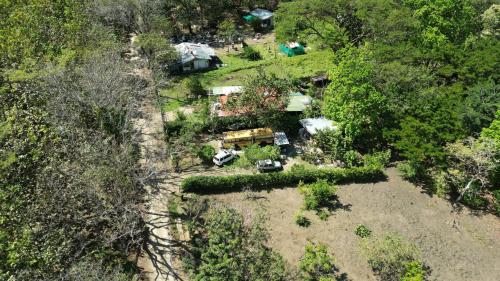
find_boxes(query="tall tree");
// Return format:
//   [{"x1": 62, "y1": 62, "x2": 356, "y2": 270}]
[{"x1": 322, "y1": 46, "x2": 388, "y2": 149}]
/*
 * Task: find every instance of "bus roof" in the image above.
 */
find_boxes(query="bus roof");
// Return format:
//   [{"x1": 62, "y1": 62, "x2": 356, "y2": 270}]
[{"x1": 223, "y1": 128, "x2": 273, "y2": 140}]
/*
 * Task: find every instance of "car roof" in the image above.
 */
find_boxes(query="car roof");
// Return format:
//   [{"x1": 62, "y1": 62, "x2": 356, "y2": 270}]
[
  {"x1": 258, "y1": 159, "x2": 273, "y2": 165},
  {"x1": 215, "y1": 150, "x2": 231, "y2": 158}
]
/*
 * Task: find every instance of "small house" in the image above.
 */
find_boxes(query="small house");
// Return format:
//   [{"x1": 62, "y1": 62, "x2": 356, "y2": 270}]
[
  {"x1": 244, "y1": 8, "x2": 274, "y2": 28},
  {"x1": 171, "y1": 43, "x2": 218, "y2": 73}
]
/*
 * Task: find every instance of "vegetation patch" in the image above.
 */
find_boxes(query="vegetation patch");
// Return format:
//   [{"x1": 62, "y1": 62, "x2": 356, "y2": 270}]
[{"x1": 181, "y1": 165, "x2": 385, "y2": 193}]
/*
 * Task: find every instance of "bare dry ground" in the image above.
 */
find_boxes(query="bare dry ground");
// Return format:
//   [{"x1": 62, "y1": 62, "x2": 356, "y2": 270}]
[{"x1": 207, "y1": 167, "x2": 500, "y2": 281}]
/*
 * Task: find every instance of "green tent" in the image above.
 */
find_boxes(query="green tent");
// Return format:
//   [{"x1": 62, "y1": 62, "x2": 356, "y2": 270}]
[{"x1": 279, "y1": 43, "x2": 305, "y2": 57}]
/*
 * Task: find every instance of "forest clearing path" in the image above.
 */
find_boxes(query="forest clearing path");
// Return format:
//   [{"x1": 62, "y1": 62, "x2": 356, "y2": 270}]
[{"x1": 128, "y1": 33, "x2": 183, "y2": 281}]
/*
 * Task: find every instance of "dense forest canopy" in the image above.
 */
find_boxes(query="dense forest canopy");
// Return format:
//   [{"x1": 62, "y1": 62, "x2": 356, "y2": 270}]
[{"x1": 1, "y1": 0, "x2": 499, "y2": 280}]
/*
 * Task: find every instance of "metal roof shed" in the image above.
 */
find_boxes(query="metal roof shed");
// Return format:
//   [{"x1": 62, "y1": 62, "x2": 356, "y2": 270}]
[
  {"x1": 250, "y1": 8, "x2": 273, "y2": 20},
  {"x1": 274, "y1": 132, "x2": 290, "y2": 146},
  {"x1": 299, "y1": 118, "x2": 337, "y2": 135},
  {"x1": 286, "y1": 92, "x2": 312, "y2": 112}
]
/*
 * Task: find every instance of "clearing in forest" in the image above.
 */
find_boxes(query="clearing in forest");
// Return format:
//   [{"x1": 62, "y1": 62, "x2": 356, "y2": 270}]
[{"x1": 206, "y1": 168, "x2": 500, "y2": 281}]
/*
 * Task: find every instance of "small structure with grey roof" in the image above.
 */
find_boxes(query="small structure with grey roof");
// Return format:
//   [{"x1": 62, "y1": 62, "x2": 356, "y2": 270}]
[
  {"x1": 299, "y1": 118, "x2": 337, "y2": 139},
  {"x1": 244, "y1": 8, "x2": 274, "y2": 28},
  {"x1": 286, "y1": 92, "x2": 312, "y2": 112},
  {"x1": 209, "y1": 86, "x2": 244, "y2": 96},
  {"x1": 170, "y1": 43, "x2": 218, "y2": 73}
]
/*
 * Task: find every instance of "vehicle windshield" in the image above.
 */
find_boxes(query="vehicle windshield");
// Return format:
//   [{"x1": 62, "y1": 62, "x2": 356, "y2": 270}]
[{"x1": 214, "y1": 157, "x2": 220, "y2": 161}]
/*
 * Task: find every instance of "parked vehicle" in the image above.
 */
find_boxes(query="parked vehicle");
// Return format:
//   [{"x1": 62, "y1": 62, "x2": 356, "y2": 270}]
[
  {"x1": 222, "y1": 127, "x2": 274, "y2": 149},
  {"x1": 256, "y1": 159, "x2": 282, "y2": 172},
  {"x1": 213, "y1": 149, "x2": 237, "y2": 166}
]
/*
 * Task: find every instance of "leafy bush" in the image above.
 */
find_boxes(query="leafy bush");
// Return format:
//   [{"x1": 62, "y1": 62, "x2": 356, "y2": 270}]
[
  {"x1": 299, "y1": 241, "x2": 339, "y2": 281},
  {"x1": 299, "y1": 180, "x2": 337, "y2": 211},
  {"x1": 361, "y1": 234, "x2": 427, "y2": 281},
  {"x1": 242, "y1": 45, "x2": 262, "y2": 61},
  {"x1": 295, "y1": 211, "x2": 311, "y2": 227},
  {"x1": 363, "y1": 150, "x2": 391, "y2": 169},
  {"x1": 183, "y1": 76, "x2": 205, "y2": 97},
  {"x1": 244, "y1": 144, "x2": 280, "y2": 164},
  {"x1": 401, "y1": 261, "x2": 426, "y2": 281},
  {"x1": 197, "y1": 145, "x2": 215, "y2": 164},
  {"x1": 181, "y1": 165, "x2": 385, "y2": 193},
  {"x1": 343, "y1": 150, "x2": 363, "y2": 167},
  {"x1": 493, "y1": 190, "x2": 500, "y2": 215},
  {"x1": 431, "y1": 171, "x2": 451, "y2": 198},
  {"x1": 355, "y1": 224, "x2": 372, "y2": 238},
  {"x1": 397, "y1": 162, "x2": 418, "y2": 181}
]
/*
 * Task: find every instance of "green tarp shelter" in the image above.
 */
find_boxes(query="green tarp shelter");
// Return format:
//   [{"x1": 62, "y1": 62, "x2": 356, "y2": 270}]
[
  {"x1": 279, "y1": 43, "x2": 305, "y2": 57},
  {"x1": 243, "y1": 15, "x2": 256, "y2": 22}
]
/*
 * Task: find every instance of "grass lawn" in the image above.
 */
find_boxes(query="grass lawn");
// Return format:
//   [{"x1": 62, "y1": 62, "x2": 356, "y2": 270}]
[{"x1": 159, "y1": 37, "x2": 335, "y2": 112}]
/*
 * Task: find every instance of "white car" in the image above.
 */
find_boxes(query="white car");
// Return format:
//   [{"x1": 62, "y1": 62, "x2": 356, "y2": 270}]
[
  {"x1": 256, "y1": 159, "x2": 283, "y2": 172},
  {"x1": 213, "y1": 149, "x2": 237, "y2": 166}
]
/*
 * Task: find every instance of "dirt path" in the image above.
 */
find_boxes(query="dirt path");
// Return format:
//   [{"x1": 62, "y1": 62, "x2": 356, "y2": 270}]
[
  {"x1": 128, "y1": 33, "x2": 183, "y2": 281},
  {"x1": 209, "y1": 167, "x2": 500, "y2": 281}
]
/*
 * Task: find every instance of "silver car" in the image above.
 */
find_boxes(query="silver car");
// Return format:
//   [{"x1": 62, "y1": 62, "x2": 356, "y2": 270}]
[{"x1": 256, "y1": 159, "x2": 282, "y2": 172}]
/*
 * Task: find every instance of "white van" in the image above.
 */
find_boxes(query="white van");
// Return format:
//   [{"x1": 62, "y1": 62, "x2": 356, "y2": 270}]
[{"x1": 213, "y1": 149, "x2": 237, "y2": 166}]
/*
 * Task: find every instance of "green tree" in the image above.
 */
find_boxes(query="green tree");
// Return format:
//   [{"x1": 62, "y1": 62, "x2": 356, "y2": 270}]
[
  {"x1": 299, "y1": 241, "x2": 339, "y2": 281},
  {"x1": 189, "y1": 205, "x2": 289, "y2": 281},
  {"x1": 225, "y1": 72, "x2": 292, "y2": 129},
  {"x1": 275, "y1": 0, "x2": 363, "y2": 50},
  {"x1": 361, "y1": 234, "x2": 427, "y2": 281},
  {"x1": 217, "y1": 19, "x2": 237, "y2": 52},
  {"x1": 322, "y1": 46, "x2": 388, "y2": 149}
]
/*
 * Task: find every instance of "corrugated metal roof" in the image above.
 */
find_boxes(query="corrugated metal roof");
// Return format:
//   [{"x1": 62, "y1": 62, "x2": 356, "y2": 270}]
[
  {"x1": 210, "y1": 86, "x2": 244, "y2": 96},
  {"x1": 175, "y1": 43, "x2": 216, "y2": 64},
  {"x1": 250, "y1": 8, "x2": 273, "y2": 20},
  {"x1": 286, "y1": 93, "x2": 312, "y2": 112},
  {"x1": 299, "y1": 118, "x2": 337, "y2": 135},
  {"x1": 274, "y1": 132, "x2": 290, "y2": 146}
]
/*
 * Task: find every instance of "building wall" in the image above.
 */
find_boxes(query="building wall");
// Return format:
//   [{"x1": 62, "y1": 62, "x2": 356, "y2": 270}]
[{"x1": 182, "y1": 59, "x2": 209, "y2": 72}]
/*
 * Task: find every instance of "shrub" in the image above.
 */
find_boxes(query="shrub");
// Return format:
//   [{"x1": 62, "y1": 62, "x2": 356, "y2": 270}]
[
  {"x1": 197, "y1": 145, "x2": 215, "y2": 164},
  {"x1": 295, "y1": 211, "x2": 311, "y2": 227},
  {"x1": 493, "y1": 190, "x2": 500, "y2": 215},
  {"x1": 242, "y1": 45, "x2": 262, "y2": 61},
  {"x1": 431, "y1": 171, "x2": 451, "y2": 198},
  {"x1": 354, "y1": 224, "x2": 372, "y2": 238},
  {"x1": 181, "y1": 165, "x2": 385, "y2": 193},
  {"x1": 299, "y1": 241, "x2": 338, "y2": 281},
  {"x1": 183, "y1": 76, "x2": 205, "y2": 97},
  {"x1": 363, "y1": 150, "x2": 391, "y2": 169},
  {"x1": 360, "y1": 234, "x2": 427, "y2": 281},
  {"x1": 401, "y1": 261, "x2": 426, "y2": 281},
  {"x1": 318, "y1": 210, "x2": 329, "y2": 221},
  {"x1": 397, "y1": 162, "x2": 418, "y2": 181},
  {"x1": 244, "y1": 144, "x2": 280, "y2": 164},
  {"x1": 299, "y1": 180, "x2": 337, "y2": 211},
  {"x1": 343, "y1": 150, "x2": 363, "y2": 167}
]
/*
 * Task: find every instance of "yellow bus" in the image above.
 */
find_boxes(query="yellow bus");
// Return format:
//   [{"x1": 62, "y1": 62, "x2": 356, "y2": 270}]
[{"x1": 222, "y1": 128, "x2": 274, "y2": 149}]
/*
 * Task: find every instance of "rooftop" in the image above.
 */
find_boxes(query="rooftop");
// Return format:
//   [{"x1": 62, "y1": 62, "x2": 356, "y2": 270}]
[
  {"x1": 250, "y1": 8, "x2": 273, "y2": 20},
  {"x1": 210, "y1": 86, "x2": 244, "y2": 96},
  {"x1": 223, "y1": 128, "x2": 273, "y2": 140},
  {"x1": 174, "y1": 43, "x2": 216, "y2": 64},
  {"x1": 299, "y1": 118, "x2": 337, "y2": 135},
  {"x1": 286, "y1": 92, "x2": 312, "y2": 112}
]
